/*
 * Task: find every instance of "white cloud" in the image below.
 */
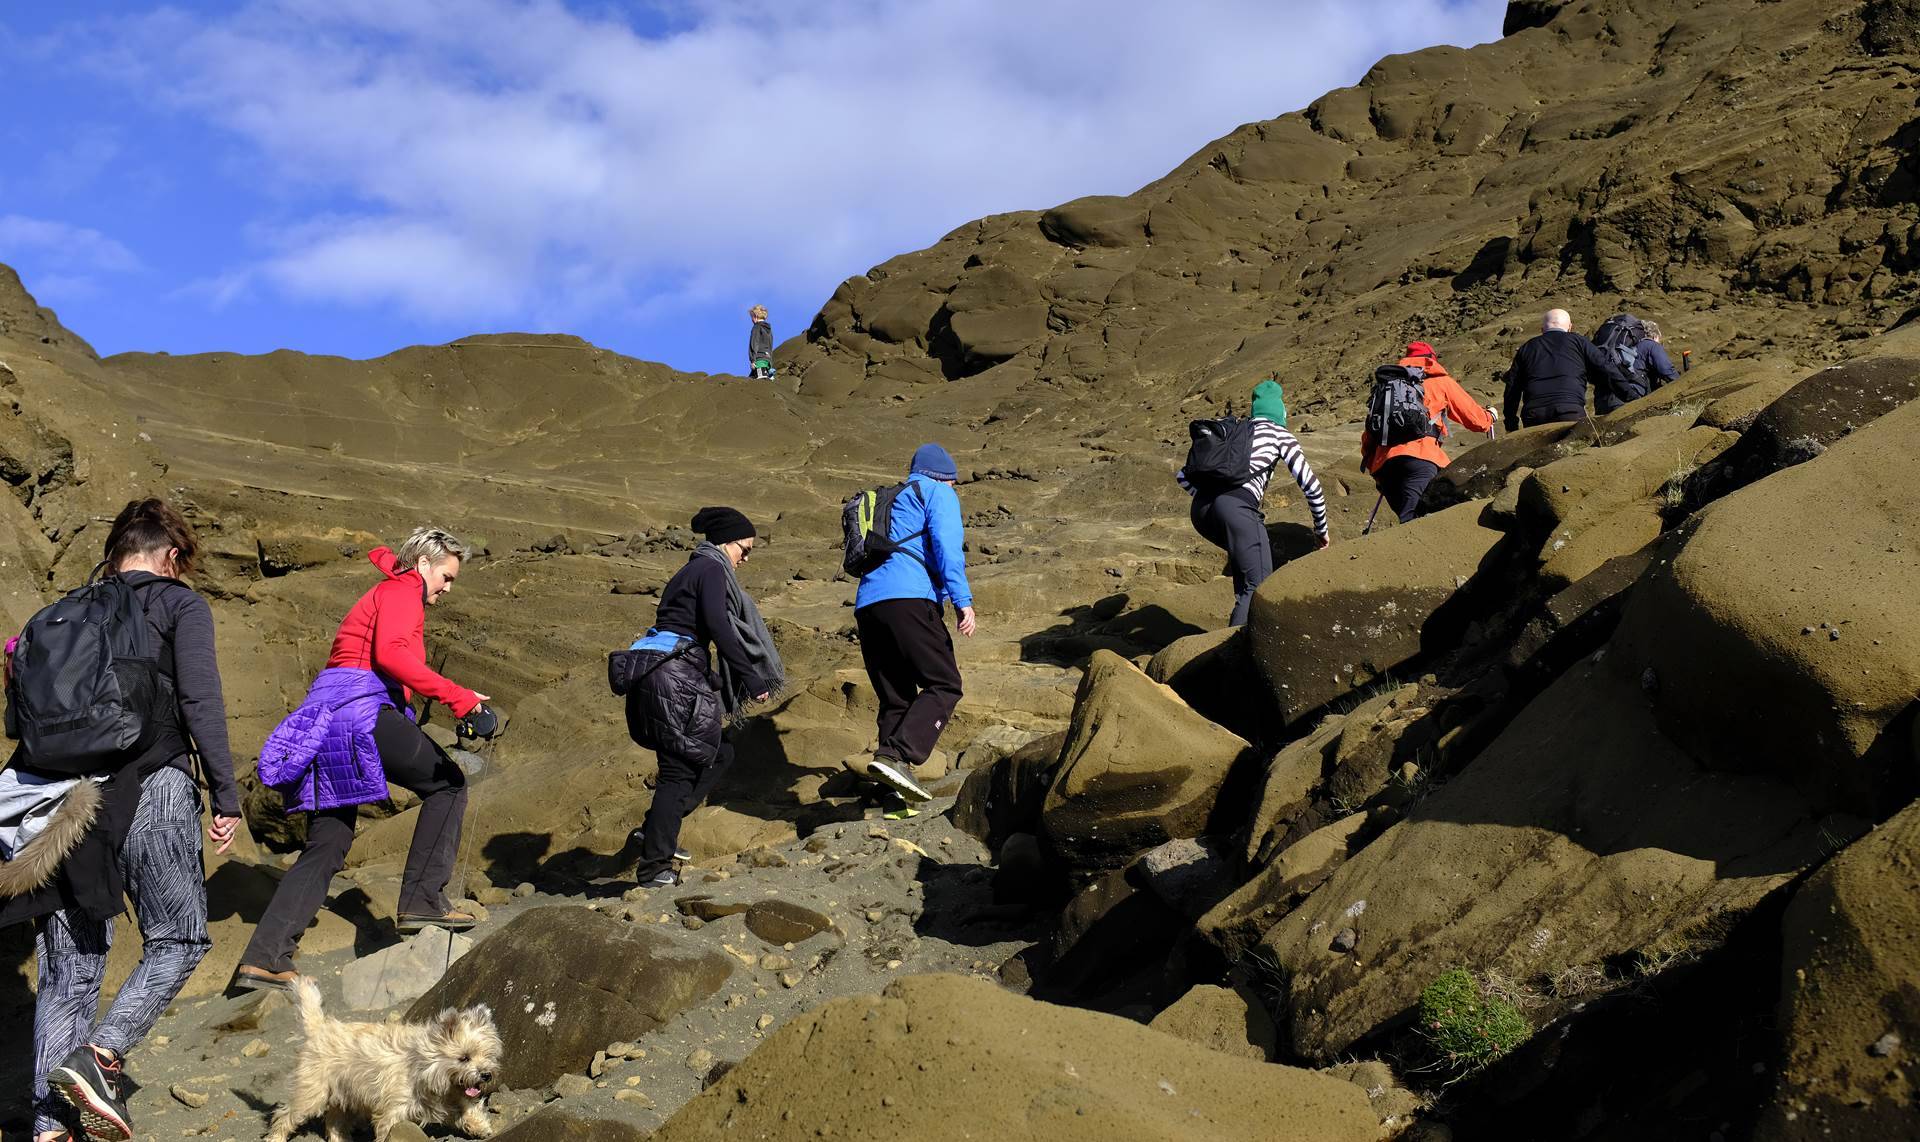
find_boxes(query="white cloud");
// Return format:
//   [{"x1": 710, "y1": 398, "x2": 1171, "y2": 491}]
[
  {"x1": 0, "y1": 214, "x2": 143, "y2": 303},
  {"x1": 85, "y1": 0, "x2": 1508, "y2": 328}
]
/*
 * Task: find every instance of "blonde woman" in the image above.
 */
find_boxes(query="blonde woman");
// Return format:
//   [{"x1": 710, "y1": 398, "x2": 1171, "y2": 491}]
[{"x1": 236, "y1": 528, "x2": 498, "y2": 992}]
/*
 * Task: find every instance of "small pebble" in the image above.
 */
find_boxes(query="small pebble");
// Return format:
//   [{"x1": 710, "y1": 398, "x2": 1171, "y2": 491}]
[
  {"x1": 551, "y1": 1073, "x2": 592, "y2": 1099},
  {"x1": 1869, "y1": 1032, "x2": 1900, "y2": 1058},
  {"x1": 756, "y1": 1013, "x2": 775, "y2": 1031},
  {"x1": 780, "y1": 970, "x2": 804, "y2": 988},
  {"x1": 1330, "y1": 928, "x2": 1358, "y2": 953},
  {"x1": 687, "y1": 1048, "x2": 716, "y2": 1074},
  {"x1": 607, "y1": 1041, "x2": 638, "y2": 1058},
  {"x1": 241, "y1": 1039, "x2": 270, "y2": 1058},
  {"x1": 614, "y1": 1089, "x2": 653, "y2": 1107},
  {"x1": 169, "y1": 1084, "x2": 209, "y2": 1109},
  {"x1": 512, "y1": 882, "x2": 535, "y2": 898},
  {"x1": 1828, "y1": 629, "x2": 1840, "y2": 641}
]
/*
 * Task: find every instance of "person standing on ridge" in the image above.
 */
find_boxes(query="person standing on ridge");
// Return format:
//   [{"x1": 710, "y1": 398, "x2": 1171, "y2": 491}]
[
  {"x1": 621, "y1": 507, "x2": 782, "y2": 889},
  {"x1": 748, "y1": 305, "x2": 774, "y2": 379},
  {"x1": 236, "y1": 527, "x2": 499, "y2": 993},
  {"x1": 1362, "y1": 341, "x2": 1495, "y2": 523},
  {"x1": 1503, "y1": 308, "x2": 1632, "y2": 431},
  {"x1": 853, "y1": 444, "x2": 975, "y2": 809},
  {"x1": 14, "y1": 499, "x2": 242, "y2": 1142},
  {"x1": 1177, "y1": 379, "x2": 1330, "y2": 627}
]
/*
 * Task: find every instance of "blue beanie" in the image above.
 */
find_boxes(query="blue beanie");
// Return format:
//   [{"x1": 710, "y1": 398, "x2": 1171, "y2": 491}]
[{"x1": 909, "y1": 443, "x2": 958, "y2": 482}]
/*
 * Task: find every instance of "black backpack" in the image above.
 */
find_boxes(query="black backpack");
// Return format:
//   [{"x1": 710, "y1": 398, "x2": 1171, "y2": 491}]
[
  {"x1": 1183, "y1": 415, "x2": 1261, "y2": 490},
  {"x1": 5, "y1": 571, "x2": 172, "y2": 775},
  {"x1": 1366, "y1": 365, "x2": 1440, "y2": 447},
  {"x1": 1593, "y1": 313, "x2": 1650, "y2": 384},
  {"x1": 841, "y1": 481, "x2": 931, "y2": 578}
]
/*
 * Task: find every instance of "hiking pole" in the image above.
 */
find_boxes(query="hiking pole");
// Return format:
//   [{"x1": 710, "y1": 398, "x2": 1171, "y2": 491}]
[{"x1": 1362, "y1": 495, "x2": 1384, "y2": 535}]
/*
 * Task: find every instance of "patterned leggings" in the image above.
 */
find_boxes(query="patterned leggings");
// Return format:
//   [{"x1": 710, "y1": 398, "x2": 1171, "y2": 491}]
[{"x1": 32, "y1": 767, "x2": 212, "y2": 1134}]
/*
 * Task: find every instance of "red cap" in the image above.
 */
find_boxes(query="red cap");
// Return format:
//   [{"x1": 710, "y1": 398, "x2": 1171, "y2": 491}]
[{"x1": 1406, "y1": 341, "x2": 1436, "y2": 358}]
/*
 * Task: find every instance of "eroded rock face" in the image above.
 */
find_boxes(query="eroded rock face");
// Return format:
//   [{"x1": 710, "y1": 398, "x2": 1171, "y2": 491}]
[
  {"x1": 651, "y1": 974, "x2": 1376, "y2": 1142},
  {"x1": 1041, "y1": 650, "x2": 1253, "y2": 871},
  {"x1": 1756, "y1": 799, "x2": 1920, "y2": 1140},
  {"x1": 1617, "y1": 393, "x2": 1920, "y2": 816},
  {"x1": 1149, "y1": 982, "x2": 1279, "y2": 1061},
  {"x1": 406, "y1": 906, "x2": 732, "y2": 1089},
  {"x1": 1264, "y1": 662, "x2": 1842, "y2": 1063},
  {"x1": 1246, "y1": 501, "x2": 1503, "y2": 729}
]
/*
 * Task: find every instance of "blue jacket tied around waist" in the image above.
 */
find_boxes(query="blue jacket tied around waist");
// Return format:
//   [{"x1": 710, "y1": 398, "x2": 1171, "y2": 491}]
[
  {"x1": 257, "y1": 667, "x2": 402, "y2": 812},
  {"x1": 854, "y1": 472, "x2": 973, "y2": 611}
]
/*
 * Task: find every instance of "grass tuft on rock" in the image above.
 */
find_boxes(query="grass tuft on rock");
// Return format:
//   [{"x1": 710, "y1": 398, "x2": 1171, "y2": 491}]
[{"x1": 1417, "y1": 968, "x2": 1530, "y2": 1073}]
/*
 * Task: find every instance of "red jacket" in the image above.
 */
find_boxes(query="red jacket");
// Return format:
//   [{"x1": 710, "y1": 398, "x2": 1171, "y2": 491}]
[
  {"x1": 1361, "y1": 355, "x2": 1495, "y2": 473},
  {"x1": 327, "y1": 547, "x2": 481, "y2": 716}
]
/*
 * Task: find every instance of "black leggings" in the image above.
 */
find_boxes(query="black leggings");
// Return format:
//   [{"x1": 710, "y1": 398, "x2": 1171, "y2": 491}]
[
  {"x1": 242, "y1": 707, "x2": 468, "y2": 972},
  {"x1": 1191, "y1": 488, "x2": 1271, "y2": 627}
]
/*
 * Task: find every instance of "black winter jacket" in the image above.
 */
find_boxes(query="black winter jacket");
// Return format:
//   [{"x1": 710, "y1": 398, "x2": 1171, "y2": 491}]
[
  {"x1": 624, "y1": 643, "x2": 723, "y2": 765},
  {"x1": 1503, "y1": 330, "x2": 1632, "y2": 430},
  {"x1": 748, "y1": 320, "x2": 773, "y2": 365}
]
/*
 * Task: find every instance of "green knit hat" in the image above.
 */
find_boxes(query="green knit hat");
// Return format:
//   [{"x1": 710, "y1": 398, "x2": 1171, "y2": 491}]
[{"x1": 1251, "y1": 378, "x2": 1287, "y2": 426}]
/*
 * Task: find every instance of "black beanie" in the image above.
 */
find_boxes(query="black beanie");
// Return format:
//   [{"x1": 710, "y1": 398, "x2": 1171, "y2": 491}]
[{"x1": 691, "y1": 506, "x2": 755, "y2": 544}]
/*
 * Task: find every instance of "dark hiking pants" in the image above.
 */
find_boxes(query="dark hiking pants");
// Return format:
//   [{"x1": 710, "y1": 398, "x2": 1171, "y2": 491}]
[
  {"x1": 242, "y1": 707, "x2": 467, "y2": 973},
  {"x1": 1191, "y1": 487, "x2": 1271, "y2": 627},
  {"x1": 1374, "y1": 457, "x2": 1441, "y2": 524},
  {"x1": 633, "y1": 735, "x2": 735, "y2": 883},
  {"x1": 33, "y1": 767, "x2": 211, "y2": 1134},
  {"x1": 856, "y1": 598, "x2": 964, "y2": 767}
]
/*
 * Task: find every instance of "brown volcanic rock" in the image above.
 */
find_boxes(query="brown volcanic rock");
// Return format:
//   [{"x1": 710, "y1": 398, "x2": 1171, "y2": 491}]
[
  {"x1": 1757, "y1": 799, "x2": 1920, "y2": 1140},
  {"x1": 1264, "y1": 661, "x2": 1841, "y2": 1063},
  {"x1": 406, "y1": 906, "x2": 732, "y2": 1089},
  {"x1": 1040, "y1": 650, "x2": 1253, "y2": 871},
  {"x1": 652, "y1": 974, "x2": 1375, "y2": 1142},
  {"x1": 1245, "y1": 500, "x2": 1502, "y2": 729},
  {"x1": 1616, "y1": 391, "x2": 1920, "y2": 816}
]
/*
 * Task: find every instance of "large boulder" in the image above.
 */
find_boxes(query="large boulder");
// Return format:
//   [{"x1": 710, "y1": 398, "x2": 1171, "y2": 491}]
[
  {"x1": 1685, "y1": 356, "x2": 1920, "y2": 507},
  {"x1": 1246, "y1": 500, "x2": 1504, "y2": 728},
  {"x1": 650, "y1": 974, "x2": 1376, "y2": 1142},
  {"x1": 406, "y1": 906, "x2": 732, "y2": 1089},
  {"x1": 1755, "y1": 800, "x2": 1920, "y2": 1141},
  {"x1": 1263, "y1": 660, "x2": 1845, "y2": 1063},
  {"x1": 1146, "y1": 626, "x2": 1273, "y2": 743},
  {"x1": 1041, "y1": 650, "x2": 1253, "y2": 870},
  {"x1": 1615, "y1": 392, "x2": 1920, "y2": 816},
  {"x1": 1149, "y1": 983, "x2": 1279, "y2": 1061}
]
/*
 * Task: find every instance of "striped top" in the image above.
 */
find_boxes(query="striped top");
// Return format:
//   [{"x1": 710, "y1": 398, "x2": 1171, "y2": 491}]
[{"x1": 1177, "y1": 418, "x2": 1329, "y2": 537}]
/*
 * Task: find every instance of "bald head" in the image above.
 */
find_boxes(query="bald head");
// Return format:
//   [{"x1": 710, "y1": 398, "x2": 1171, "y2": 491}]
[{"x1": 1543, "y1": 309, "x2": 1572, "y2": 333}]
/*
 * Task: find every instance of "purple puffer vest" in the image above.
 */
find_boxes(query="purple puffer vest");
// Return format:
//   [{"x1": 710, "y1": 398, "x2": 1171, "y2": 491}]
[{"x1": 257, "y1": 667, "x2": 404, "y2": 812}]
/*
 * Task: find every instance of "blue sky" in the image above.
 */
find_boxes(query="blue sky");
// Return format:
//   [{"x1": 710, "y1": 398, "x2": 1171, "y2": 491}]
[{"x1": 0, "y1": 1, "x2": 1508, "y2": 375}]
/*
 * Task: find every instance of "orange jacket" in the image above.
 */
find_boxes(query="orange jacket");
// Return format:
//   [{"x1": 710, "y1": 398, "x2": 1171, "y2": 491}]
[{"x1": 1361, "y1": 355, "x2": 1495, "y2": 473}]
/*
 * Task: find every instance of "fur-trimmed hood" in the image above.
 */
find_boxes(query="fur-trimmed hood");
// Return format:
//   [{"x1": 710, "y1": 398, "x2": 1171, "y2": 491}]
[{"x1": 0, "y1": 778, "x2": 101, "y2": 898}]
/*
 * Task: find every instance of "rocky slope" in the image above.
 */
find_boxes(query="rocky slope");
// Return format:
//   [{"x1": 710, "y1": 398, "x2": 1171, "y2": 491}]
[{"x1": 0, "y1": 0, "x2": 1916, "y2": 1139}]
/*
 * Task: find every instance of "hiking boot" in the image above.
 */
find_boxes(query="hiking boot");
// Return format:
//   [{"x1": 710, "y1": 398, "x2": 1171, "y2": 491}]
[
  {"x1": 877, "y1": 789, "x2": 919, "y2": 820},
  {"x1": 233, "y1": 965, "x2": 301, "y2": 993},
  {"x1": 627, "y1": 827, "x2": 691, "y2": 862},
  {"x1": 47, "y1": 1045, "x2": 131, "y2": 1142},
  {"x1": 396, "y1": 909, "x2": 478, "y2": 934},
  {"x1": 636, "y1": 869, "x2": 680, "y2": 889},
  {"x1": 867, "y1": 756, "x2": 932, "y2": 804}
]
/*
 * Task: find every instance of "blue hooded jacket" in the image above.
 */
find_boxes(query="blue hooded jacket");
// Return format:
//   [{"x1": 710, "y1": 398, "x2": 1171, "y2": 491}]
[{"x1": 854, "y1": 473, "x2": 972, "y2": 611}]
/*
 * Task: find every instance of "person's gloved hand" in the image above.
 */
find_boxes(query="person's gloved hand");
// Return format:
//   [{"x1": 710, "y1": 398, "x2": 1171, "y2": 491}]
[{"x1": 457, "y1": 703, "x2": 501, "y2": 741}]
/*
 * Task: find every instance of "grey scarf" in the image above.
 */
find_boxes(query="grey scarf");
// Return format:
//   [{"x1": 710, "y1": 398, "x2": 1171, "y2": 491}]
[{"x1": 692, "y1": 542, "x2": 785, "y2": 713}]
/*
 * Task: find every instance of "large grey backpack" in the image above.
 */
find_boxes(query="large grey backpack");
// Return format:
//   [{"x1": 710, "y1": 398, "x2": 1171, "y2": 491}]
[{"x1": 1366, "y1": 365, "x2": 1440, "y2": 447}]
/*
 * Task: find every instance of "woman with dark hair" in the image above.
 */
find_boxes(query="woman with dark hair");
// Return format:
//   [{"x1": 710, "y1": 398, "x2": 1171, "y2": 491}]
[
  {"x1": 235, "y1": 526, "x2": 497, "y2": 993},
  {"x1": 623, "y1": 507, "x2": 783, "y2": 888},
  {"x1": 17, "y1": 498, "x2": 242, "y2": 1142}
]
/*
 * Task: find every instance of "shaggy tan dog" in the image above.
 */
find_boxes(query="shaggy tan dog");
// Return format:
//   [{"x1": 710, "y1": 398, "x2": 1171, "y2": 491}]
[{"x1": 266, "y1": 978, "x2": 502, "y2": 1142}]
